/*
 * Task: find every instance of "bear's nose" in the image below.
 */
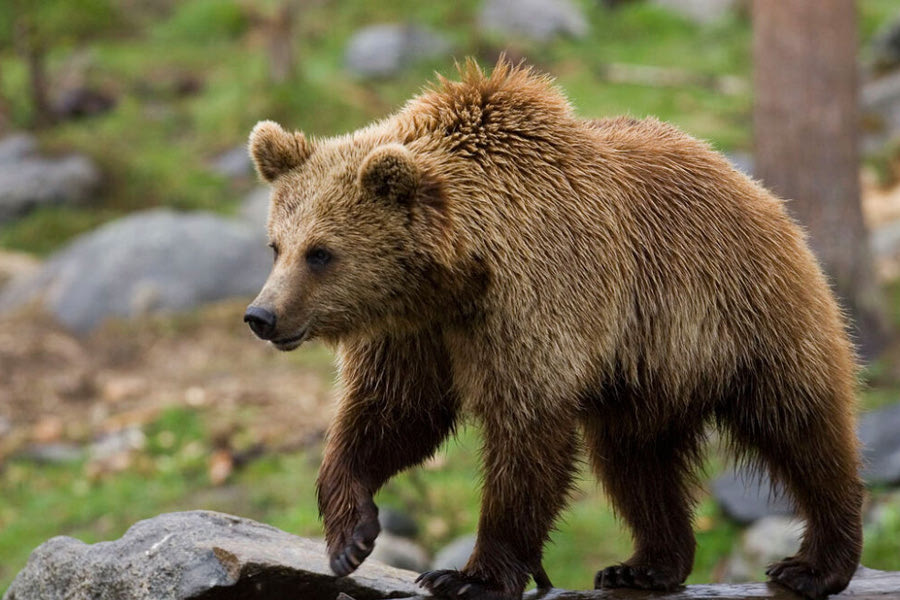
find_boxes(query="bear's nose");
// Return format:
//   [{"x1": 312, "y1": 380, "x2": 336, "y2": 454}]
[{"x1": 244, "y1": 306, "x2": 277, "y2": 340}]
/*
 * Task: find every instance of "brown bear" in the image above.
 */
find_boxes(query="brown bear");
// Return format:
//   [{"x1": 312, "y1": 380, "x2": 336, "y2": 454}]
[{"x1": 243, "y1": 60, "x2": 863, "y2": 600}]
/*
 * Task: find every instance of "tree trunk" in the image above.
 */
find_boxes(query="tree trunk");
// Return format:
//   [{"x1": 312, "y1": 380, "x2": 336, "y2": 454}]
[
  {"x1": 753, "y1": 0, "x2": 889, "y2": 360},
  {"x1": 13, "y1": 16, "x2": 54, "y2": 128}
]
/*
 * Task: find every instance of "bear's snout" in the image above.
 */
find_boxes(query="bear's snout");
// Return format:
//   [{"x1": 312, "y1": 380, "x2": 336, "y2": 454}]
[{"x1": 244, "y1": 305, "x2": 277, "y2": 340}]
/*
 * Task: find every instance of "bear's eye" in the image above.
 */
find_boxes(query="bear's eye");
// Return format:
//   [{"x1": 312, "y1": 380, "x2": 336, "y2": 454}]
[
  {"x1": 268, "y1": 241, "x2": 279, "y2": 262},
  {"x1": 305, "y1": 247, "x2": 332, "y2": 272}
]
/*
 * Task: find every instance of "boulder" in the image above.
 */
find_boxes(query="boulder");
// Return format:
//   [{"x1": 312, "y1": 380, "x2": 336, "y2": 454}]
[
  {"x1": 0, "y1": 133, "x2": 38, "y2": 164},
  {"x1": 871, "y1": 16, "x2": 900, "y2": 74},
  {"x1": 713, "y1": 403, "x2": 900, "y2": 525},
  {"x1": 711, "y1": 469, "x2": 794, "y2": 525},
  {"x1": 210, "y1": 146, "x2": 254, "y2": 180},
  {"x1": 240, "y1": 187, "x2": 271, "y2": 233},
  {"x1": 859, "y1": 403, "x2": 900, "y2": 486},
  {"x1": 0, "y1": 209, "x2": 270, "y2": 332},
  {"x1": 479, "y1": 0, "x2": 588, "y2": 42},
  {"x1": 0, "y1": 152, "x2": 100, "y2": 225},
  {"x1": 862, "y1": 70, "x2": 900, "y2": 153},
  {"x1": 344, "y1": 24, "x2": 451, "y2": 78},
  {"x1": 650, "y1": 0, "x2": 740, "y2": 24},
  {"x1": 3, "y1": 510, "x2": 421, "y2": 600}
]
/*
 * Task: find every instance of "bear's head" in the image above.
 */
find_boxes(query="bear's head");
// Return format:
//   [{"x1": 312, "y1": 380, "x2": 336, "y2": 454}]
[{"x1": 243, "y1": 120, "x2": 461, "y2": 350}]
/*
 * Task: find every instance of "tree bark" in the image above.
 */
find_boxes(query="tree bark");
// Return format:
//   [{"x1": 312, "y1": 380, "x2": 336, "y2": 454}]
[
  {"x1": 13, "y1": 16, "x2": 54, "y2": 128},
  {"x1": 753, "y1": 0, "x2": 889, "y2": 361}
]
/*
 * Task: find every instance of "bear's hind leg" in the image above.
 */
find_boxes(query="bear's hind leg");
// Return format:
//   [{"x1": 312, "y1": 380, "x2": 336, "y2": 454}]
[
  {"x1": 585, "y1": 418, "x2": 704, "y2": 592},
  {"x1": 723, "y1": 386, "x2": 863, "y2": 600}
]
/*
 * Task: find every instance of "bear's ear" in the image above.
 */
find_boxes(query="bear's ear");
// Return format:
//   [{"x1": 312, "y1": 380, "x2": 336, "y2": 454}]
[
  {"x1": 358, "y1": 144, "x2": 420, "y2": 204},
  {"x1": 248, "y1": 120, "x2": 312, "y2": 183}
]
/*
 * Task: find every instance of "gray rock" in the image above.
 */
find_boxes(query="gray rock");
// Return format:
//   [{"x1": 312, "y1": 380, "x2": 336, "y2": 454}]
[
  {"x1": 0, "y1": 209, "x2": 270, "y2": 332},
  {"x1": 726, "y1": 152, "x2": 754, "y2": 177},
  {"x1": 0, "y1": 154, "x2": 101, "y2": 225},
  {"x1": 240, "y1": 187, "x2": 271, "y2": 233},
  {"x1": 711, "y1": 469, "x2": 794, "y2": 525},
  {"x1": 90, "y1": 427, "x2": 146, "y2": 462},
  {"x1": 860, "y1": 403, "x2": 900, "y2": 486},
  {"x1": 720, "y1": 516, "x2": 805, "y2": 583},
  {"x1": 3, "y1": 510, "x2": 422, "y2": 600},
  {"x1": 431, "y1": 534, "x2": 476, "y2": 571},
  {"x1": 369, "y1": 533, "x2": 429, "y2": 573},
  {"x1": 651, "y1": 0, "x2": 740, "y2": 24},
  {"x1": 862, "y1": 70, "x2": 900, "y2": 153},
  {"x1": 210, "y1": 146, "x2": 254, "y2": 180},
  {"x1": 378, "y1": 507, "x2": 419, "y2": 539},
  {"x1": 871, "y1": 16, "x2": 900, "y2": 73},
  {"x1": 0, "y1": 133, "x2": 38, "y2": 163},
  {"x1": 18, "y1": 443, "x2": 84, "y2": 464},
  {"x1": 345, "y1": 24, "x2": 451, "y2": 78},
  {"x1": 713, "y1": 404, "x2": 900, "y2": 525},
  {"x1": 479, "y1": 0, "x2": 588, "y2": 42}
]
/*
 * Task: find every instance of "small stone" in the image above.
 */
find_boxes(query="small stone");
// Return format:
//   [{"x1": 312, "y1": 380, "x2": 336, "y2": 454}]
[
  {"x1": 369, "y1": 532, "x2": 429, "y2": 572},
  {"x1": 19, "y1": 442, "x2": 84, "y2": 464},
  {"x1": 431, "y1": 534, "x2": 476, "y2": 571},
  {"x1": 379, "y1": 507, "x2": 419, "y2": 539}
]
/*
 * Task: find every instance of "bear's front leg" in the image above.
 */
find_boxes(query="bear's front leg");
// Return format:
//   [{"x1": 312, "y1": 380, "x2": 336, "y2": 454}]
[
  {"x1": 417, "y1": 410, "x2": 578, "y2": 599},
  {"x1": 316, "y1": 330, "x2": 458, "y2": 576}
]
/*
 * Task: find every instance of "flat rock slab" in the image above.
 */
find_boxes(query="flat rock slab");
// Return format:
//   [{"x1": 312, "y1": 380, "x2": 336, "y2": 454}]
[
  {"x1": 6, "y1": 511, "x2": 898, "y2": 600},
  {"x1": 383, "y1": 567, "x2": 898, "y2": 600},
  {"x1": 3, "y1": 511, "x2": 420, "y2": 600}
]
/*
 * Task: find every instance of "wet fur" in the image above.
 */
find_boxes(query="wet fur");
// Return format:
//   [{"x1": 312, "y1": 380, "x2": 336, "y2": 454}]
[{"x1": 250, "y1": 61, "x2": 863, "y2": 600}]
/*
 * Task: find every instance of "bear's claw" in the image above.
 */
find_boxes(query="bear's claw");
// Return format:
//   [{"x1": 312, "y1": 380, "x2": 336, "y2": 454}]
[
  {"x1": 595, "y1": 564, "x2": 682, "y2": 591},
  {"x1": 416, "y1": 569, "x2": 512, "y2": 600},
  {"x1": 328, "y1": 503, "x2": 380, "y2": 577},
  {"x1": 767, "y1": 557, "x2": 849, "y2": 600}
]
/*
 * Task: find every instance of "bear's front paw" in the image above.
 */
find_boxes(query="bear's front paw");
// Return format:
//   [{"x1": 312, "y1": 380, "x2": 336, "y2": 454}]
[
  {"x1": 595, "y1": 563, "x2": 683, "y2": 591},
  {"x1": 416, "y1": 570, "x2": 515, "y2": 600},
  {"x1": 767, "y1": 557, "x2": 851, "y2": 600},
  {"x1": 327, "y1": 498, "x2": 380, "y2": 577}
]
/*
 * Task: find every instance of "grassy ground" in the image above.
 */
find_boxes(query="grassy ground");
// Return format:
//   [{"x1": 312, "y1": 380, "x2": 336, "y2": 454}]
[{"x1": 2, "y1": 0, "x2": 900, "y2": 594}]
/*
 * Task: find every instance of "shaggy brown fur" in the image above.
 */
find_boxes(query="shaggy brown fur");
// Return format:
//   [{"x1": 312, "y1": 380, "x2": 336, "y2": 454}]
[{"x1": 245, "y1": 60, "x2": 863, "y2": 600}]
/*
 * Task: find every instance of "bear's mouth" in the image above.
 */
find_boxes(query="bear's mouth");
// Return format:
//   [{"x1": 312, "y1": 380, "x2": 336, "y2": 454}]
[{"x1": 271, "y1": 327, "x2": 310, "y2": 352}]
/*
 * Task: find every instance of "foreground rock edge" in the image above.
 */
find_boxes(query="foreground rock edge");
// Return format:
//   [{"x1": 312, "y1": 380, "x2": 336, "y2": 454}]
[{"x1": 4, "y1": 510, "x2": 897, "y2": 599}]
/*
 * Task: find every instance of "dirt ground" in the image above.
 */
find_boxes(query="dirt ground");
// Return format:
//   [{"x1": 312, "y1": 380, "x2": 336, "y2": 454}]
[{"x1": 0, "y1": 299, "x2": 337, "y2": 463}]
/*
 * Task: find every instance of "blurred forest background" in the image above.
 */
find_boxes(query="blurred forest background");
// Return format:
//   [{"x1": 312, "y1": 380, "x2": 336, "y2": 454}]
[{"x1": 3, "y1": 0, "x2": 900, "y2": 594}]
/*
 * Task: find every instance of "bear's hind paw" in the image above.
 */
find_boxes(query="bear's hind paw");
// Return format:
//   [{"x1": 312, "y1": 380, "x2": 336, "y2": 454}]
[
  {"x1": 416, "y1": 569, "x2": 514, "y2": 600},
  {"x1": 595, "y1": 563, "x2": 683, "y2": 592},
  {"x1": 767, "y1": 557, "x2": 851, "y2": 600}
]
